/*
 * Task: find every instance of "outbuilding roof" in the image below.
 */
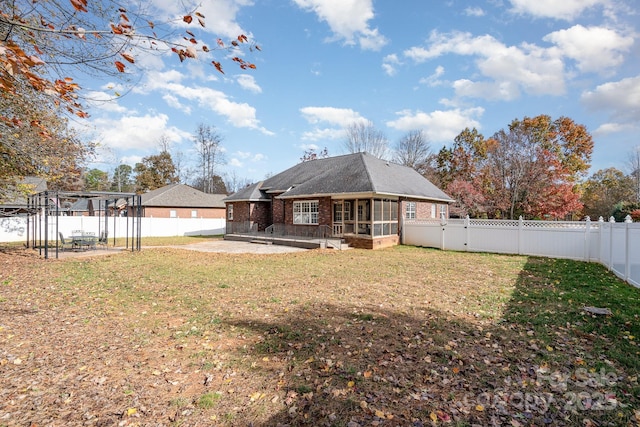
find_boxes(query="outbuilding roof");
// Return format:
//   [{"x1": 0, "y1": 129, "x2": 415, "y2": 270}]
[
  {"x1": 141, "y1": 184, "x2": 226, "y2": 208},
  {"x1": 225, "y1": 152, "x2": 453, "y2": 202}
]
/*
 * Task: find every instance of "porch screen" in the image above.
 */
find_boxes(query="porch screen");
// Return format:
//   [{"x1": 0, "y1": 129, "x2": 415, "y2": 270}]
[
  {"x1": 293, "y1": 200, "x2": 319, "y2": 224},
  {"x1": 373, "y1": 199, "x2": 398, "y2": 236}
]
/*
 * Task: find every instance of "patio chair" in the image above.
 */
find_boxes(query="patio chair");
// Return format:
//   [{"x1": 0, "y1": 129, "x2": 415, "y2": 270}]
[{"x1": 58, "y1": 232, "x2": 75, "y2": 252}]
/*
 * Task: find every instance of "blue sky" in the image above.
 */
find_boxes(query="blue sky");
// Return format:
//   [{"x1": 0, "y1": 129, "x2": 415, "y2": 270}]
[{"x1": 78, "y1": 0, "x2": 640, "y2": 184}]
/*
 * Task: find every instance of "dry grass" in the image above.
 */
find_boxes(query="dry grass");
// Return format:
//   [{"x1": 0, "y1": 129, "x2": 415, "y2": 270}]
[{"x1": 0, "y1": 245, "x2": 638, "y2": 426}]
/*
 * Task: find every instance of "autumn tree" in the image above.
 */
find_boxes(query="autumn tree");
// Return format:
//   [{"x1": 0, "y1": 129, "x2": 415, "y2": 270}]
[
  {"x1": 134, "y1": 151, "x2": 178, "y2": 193},
  {"x1": 343, "y1": 121, "x2": 389, "y2": 159},
  {"x1": 300, "y1": 147, "x2": 329, "y2": 162},
  {"x1": 435, "y1": 128, "x2": 492, "y2": 215},
  {"x1": 393, "y1": 130, "x2": 433, "y2": 176},
  {"x1": 1, "y1": 0, "x2": 259, "y2": 120},
  {"x1": 1, "y1": 0, "x2": 258, "y2": 196},
  {"x1": 581, "y1": 168, "x2": 634, "y2": 219},
  {"x1": 0, "y1": 77, "x2": 92, "y2": 200},
  {"x1": 435, "y1": 116, "x2": 593, "y2": 219}
]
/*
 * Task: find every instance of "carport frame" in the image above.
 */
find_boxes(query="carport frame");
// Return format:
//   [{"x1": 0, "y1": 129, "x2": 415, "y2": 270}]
[{"x1": 27, "y1": 190, "x2": 142, "y2": 259}]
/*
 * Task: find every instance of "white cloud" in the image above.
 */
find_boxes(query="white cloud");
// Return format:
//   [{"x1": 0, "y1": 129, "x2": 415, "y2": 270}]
[
  {"x1": 301, "y1": 128, "x2": 346, "y2": 141},
  {"x1": 293, "y1": 0, "x2": 388, "y2": 50},
  {"x1": 404, "y1": 31, "x2": 566, "y2": 99},
  {"x1": 149, "y1": 0, "x2": 252, "y2": 39},
  {"x1": 452, "y1": 79, "x2": 521, "y2": 101},
  {"x1": 162, "y1": 94, "x2": 191, "y2": 113},
  {"x1": 386, "y1": 108, "x2": 484, "y2": 143},
  {"x1": 300, "y1": 106, "x2": 366, "y2": 126},
  {"x1": 299, "y1": 106, "x2": 367, "y2": 141},
  {"x1": 84, "y1": 91, "x2": 129, "y2": 114},
  {"x1": 229, "y1": 151, "x2": 266, "y2": 167},
  {"x1": 236, "y1": 74, "x2": 262, "y2": 93},
  {"x1": 508, "y1": 0, "x2": 606, "y2": 21},
  {"x1": 382, "y1": 54, "x2": 401, "y2": 76},
  {"x1": 89, "y1": 113, "x2": 191, "y2": 151},
  {"x1": 138, "y1": 76, "x2": 272, "y2": 134},
  {"x1": 419, "y1": 65, "x2": 446, "y2": 87},
  {"x1": 592, "y1": 122, "x2": 636, "y2": 136},
  {"x1": 543, "y1": 25, "x2": 634, "y2": 73},
  {"x1": 133, "y1": 69, "x2": 186, "y2": 95},
  {"x1": 582, "y1": 75, "x2": 640, "y2": 122},
  {"x1": 464, "y1": 7, "x2": 485, "y2": 17}
]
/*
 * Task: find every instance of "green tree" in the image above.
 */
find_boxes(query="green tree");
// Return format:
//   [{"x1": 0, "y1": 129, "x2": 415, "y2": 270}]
[
  {"x1": 110, "y1": 164, "x2": 134, "y2": 193},
  {"x1": 134, "y1": 151, "x2": 178, "y2": 192},
  {"x1": 83, "y1": 168, "x2": 110, "y2": 191},
  {"x1": 581, "y1": 168, "x2": 635, "y2": 220}
]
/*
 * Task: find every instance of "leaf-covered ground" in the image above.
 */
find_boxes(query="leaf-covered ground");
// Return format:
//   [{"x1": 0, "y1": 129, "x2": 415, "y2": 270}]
[{"x1": 1, "y1": 245, "x2": 638, "y2": 426}]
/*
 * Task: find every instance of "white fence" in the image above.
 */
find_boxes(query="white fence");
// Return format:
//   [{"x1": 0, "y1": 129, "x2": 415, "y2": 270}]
[
  {"x1": 403, "y1": 216, "x2": 640, "y2": 288},
  {"x1": 0, "y1": 216, "x2": 226, "y2": 243}
]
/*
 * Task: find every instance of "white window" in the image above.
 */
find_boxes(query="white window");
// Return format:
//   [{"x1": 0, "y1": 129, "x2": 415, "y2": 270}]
[
  {"x1": 228, "y1": 204, "x2": 234, "y2": 220},
  {"x1": 439, "y1": 204, "x2": 447, "y2": 218},
  {"x1": 191, "y1": 210, "x2": 198, "y2": 218},
  {"x1": 405, "y1": 202, "x2": 416, "y2": 219},
  {"x1": 431, "y1": 204, "x2": 437, "y2": 219},
  {"x1": 293, "y1": 200, "x2": 319, "y2": 224},
  {"x1": 169, "y1": 210, "x2": 177, "y2": 218}
]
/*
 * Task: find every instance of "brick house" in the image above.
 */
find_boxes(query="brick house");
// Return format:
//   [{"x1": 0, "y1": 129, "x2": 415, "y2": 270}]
[
  {"x1": 224, "y1": 152, "x2": 453, "y2": 249},
  {"x1": 135, "y1": 184, "x2": 226, "y2": 218}
]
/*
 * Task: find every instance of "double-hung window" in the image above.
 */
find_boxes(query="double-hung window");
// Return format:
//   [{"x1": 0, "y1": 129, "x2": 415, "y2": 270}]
[
  {"x1": 293, "y1": 200, "x2": 319, "y2": 224},
  {"x1": 227, "y1": 205, "x2": 234, "y2": 220},
  {"x1": 405, "y1": 202, "x2": 416, "y2": 219}
]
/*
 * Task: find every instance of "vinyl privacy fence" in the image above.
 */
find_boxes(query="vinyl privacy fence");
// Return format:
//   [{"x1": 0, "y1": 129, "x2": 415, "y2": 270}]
[
  {"x1": 402, "y1": 216, "x2": 640, "y2": 288},
  {"x1": 0, "y1": 215, "x2": 226, "y2": 243}
]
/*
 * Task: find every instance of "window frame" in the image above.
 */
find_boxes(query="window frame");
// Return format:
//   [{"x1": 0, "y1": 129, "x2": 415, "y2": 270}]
[
  {"x1": 405, "y1": 201, "x2": 416, "y2": 219},
  {"x1": 227, "y1": 204, "x2": 234, "y2": 220},
  {"x1": 293, "y1": 200, "x2": 319, "y2": 225}
]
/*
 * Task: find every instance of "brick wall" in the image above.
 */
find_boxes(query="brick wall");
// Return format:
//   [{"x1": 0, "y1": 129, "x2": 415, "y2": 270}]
[
  {"x1": 400, "y1": 199, "x2": 449, "y2": 220},
  {"x1": 343, "y1": 235, "x2": 399, "y2": 249},
  {"x1": 281, "y1": 197, "x2": 332, "y2": 226}
]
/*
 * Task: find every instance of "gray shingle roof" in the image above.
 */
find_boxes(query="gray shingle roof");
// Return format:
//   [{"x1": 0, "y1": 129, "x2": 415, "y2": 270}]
[
  {"x1": 141, "y1": 184, "x2": 226, "y2": 208},
  {"x1": 225, "y1": 152, "x2": 453, "y2": 202}
]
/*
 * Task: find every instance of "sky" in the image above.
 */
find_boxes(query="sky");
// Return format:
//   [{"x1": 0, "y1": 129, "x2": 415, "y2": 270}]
[{"x1": 77, "y1": 0, "x2": 640, "y2": 185}]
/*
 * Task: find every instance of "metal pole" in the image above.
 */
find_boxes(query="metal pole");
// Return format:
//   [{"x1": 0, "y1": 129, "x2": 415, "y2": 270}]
[{"x1": 44, "y1": 191, "x2": 49, "y2": 259}]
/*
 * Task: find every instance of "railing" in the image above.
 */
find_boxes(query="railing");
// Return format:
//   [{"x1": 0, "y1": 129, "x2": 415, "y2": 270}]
[
  {"x1": 260, "y1": 223, "x2": 344, "y2": 249},
  {"x1": 226, "y1": 221, "x2": 257, "y2": 235}
]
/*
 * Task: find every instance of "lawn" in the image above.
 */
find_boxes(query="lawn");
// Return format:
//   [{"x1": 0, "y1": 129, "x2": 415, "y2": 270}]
[{"x1": 0, "y1": 245, "x2": 638, "y2": 426}]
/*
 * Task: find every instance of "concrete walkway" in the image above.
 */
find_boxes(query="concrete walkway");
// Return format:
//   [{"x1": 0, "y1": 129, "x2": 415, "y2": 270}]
[{"x1": 47, "y1": 239, "x2": 309, "y2": 259}]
